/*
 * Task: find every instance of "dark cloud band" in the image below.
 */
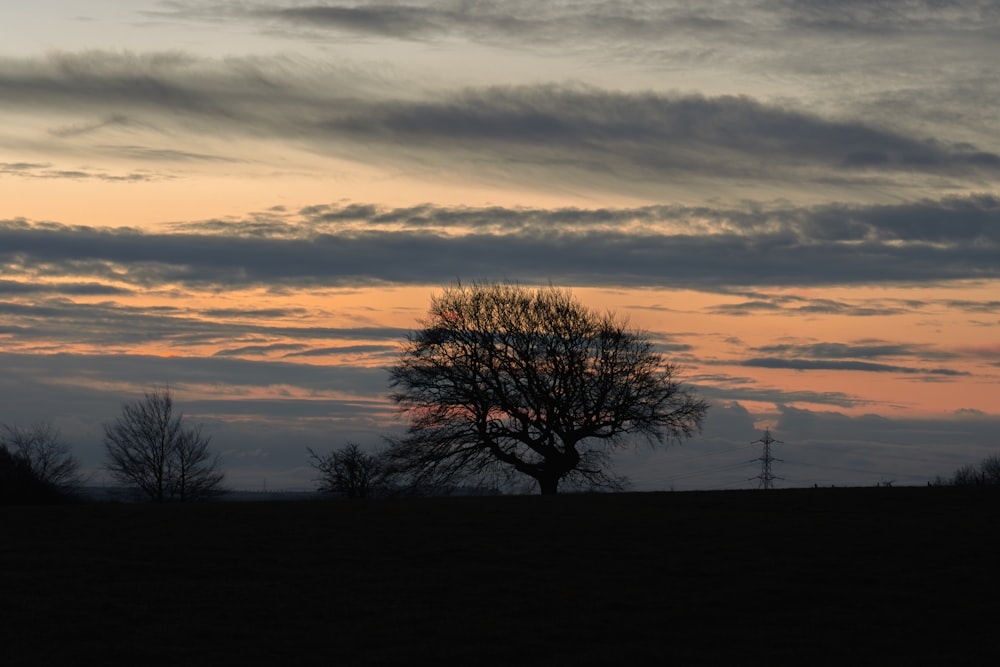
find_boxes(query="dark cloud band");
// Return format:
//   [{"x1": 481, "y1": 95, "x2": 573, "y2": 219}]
[{"x1": 3, "y1": 194, "x2": 998, "y2": 290}]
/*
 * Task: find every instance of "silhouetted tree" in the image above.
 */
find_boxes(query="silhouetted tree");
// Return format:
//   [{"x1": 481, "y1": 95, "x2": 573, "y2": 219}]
[
  {"x1": 1, "y1": 421, "x2": 81, "y2": 492},
  {"x1": 952, "y1": 463, "x2": 981, "y2": 486},
  {"x1": 387, "y1": 282, "x2": 708, "y2": 495},
  {"x1": 0, "y1": 445, "x2": 65, "y2": 504},
  {"x1": 951, "y1": 454, "x2": 1000, "y2": 486},
  {"x1": 308, "y1": 442, "x2": 385, "y2": 498},
  {"x1": 104, "y1": 387, "x2": 224, "y2": 501},
  {"x1": 981, "y1": 454, "x2": 1000, "y2": 484}
]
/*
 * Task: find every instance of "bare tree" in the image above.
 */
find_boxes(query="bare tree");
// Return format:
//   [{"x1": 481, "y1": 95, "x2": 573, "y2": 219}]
[
  {"x1": 308, "y1": 443, "x2": 384, "y2": 498},
  {"x1": 951, "y1": 454, "x2": 1000, "y2": 486},
  {"x1": 1, "y1": 421, "x2": 81, "y2": 491},
  {"x1": 980, "y1": 454, "x2": 1000, "y2": 484},
  {"x1": 387, "y1": 282, "x2": 708, "y2": 495},
  {"x1": 104, "y1": 387, "x2": 224, "y2": 501},
  {"x1": 952, "y1": 463, "x2": 982, "y2": 486}
]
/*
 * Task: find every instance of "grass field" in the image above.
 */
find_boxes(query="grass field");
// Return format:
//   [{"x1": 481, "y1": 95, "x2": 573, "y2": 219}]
[{"x1": 2, "y1": 487, "x2": 999, "y2": 665}]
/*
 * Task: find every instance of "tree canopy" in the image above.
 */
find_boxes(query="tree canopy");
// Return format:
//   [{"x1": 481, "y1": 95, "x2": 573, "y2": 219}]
[{"x1": 387, "y1": 283, "x2": 708, "y2": 494}]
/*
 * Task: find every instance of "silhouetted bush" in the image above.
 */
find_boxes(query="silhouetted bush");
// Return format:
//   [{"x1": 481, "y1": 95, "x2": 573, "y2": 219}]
[
  {"x1": 308, "y1": 442, "x2": 388, "y2": 498},
  {"x1": 0, "y1": 446, "x2": 65, "y2": 504},
  {"x1": 1, "y1": 421, "x2": 81, "y2": 492}
]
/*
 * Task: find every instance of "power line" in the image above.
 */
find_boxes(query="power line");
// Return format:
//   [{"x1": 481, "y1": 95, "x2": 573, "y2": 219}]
[
  {"x1": 790, "y1": 459, "x2": 933, "y2": 481},
  {"x1": 662, "y1": 460, "x2": 754, "y2": 483}
]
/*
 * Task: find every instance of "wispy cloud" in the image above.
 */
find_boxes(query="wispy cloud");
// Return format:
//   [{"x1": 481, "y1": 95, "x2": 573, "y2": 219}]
[
  {"x1": 741, "y1": 357, "x2": 968, "y2": 376},
  {"x1": 0, "y1": 293, "x2": 409, "y2": 353},
  {"x1": 156, "y1": 2, "x2": 1000, "y2": 50},
  {"x1": 3, "y1": 51, "x2": 997, "y2": 198},
  {"x1": 213, "y1": 343, "x2": 309, "y2": 357},
  {"x1": 0, "y1": 160, "x2": 163, "y2": 182},
  {"x1": 751, "y1": 342, "x2": 959, "y2": 361},
  {"x1": 0, "y1": 279, "x2": 132, "y2": 296},
  {"x1": 149, "y1": 2, "x2": 1000, "y2": 148},
  {"x1": 696, "y1": 383, "x2": 865, "y2": 409}
]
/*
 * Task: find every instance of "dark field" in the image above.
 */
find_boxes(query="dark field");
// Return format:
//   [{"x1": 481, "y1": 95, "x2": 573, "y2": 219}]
[{"x1": 3, "y1": 487, "x2": 999, "y2": 665}]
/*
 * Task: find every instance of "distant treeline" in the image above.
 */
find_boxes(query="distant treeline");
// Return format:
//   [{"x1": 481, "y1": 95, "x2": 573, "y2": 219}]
[{"x1": 938, "y1": 453, "x2": 1000, "y2": 487}]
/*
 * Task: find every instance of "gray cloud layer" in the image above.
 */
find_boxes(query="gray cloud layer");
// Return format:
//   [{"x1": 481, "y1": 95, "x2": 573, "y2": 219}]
[
  {"x1": 4, "y1": 195, "x2": 998, "y2": 290},
  {"x1": 150, "y1": 2, "x2": 1000, "y2": 143},
  {"x1": 159, "y1": 1, "x2": 1000, "y2": 46},
  {"x1": 2, "y1": 50, "x2": 997, "y2": 198},
  {"x1": 742, "y1": 358, "x2": 968, "y2": 376}
]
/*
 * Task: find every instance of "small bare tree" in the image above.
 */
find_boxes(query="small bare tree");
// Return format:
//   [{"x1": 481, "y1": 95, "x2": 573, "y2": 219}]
[
  {"x1": 308, "y1": 443, "x2": 384, "y2": 498},
  {"x1": 1, "y1": 421, "x2": 81, "y2": 491},
  {"x1": 104, "y1": 387, "x2": 224, "y2": 502}
]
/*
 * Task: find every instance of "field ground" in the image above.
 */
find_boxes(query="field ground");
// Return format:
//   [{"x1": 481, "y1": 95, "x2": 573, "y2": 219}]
[{"x1": 2, "y1": 487, "x2": 999, "y2": 665}]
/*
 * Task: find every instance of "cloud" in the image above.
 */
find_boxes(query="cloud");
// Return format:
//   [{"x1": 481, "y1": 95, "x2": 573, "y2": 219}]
[
  {"x1": 0, "y1": 161, "x2": 50, "y2": 172},
  {"x1": 160, "y1": 2, "x2": 1000, "y2": 50},
  {"x1": 150, "y1": 1, "x2": 752, "y2": 43},
  {"x1": 706, "y1": 295, "x2": 917, "y2": 318},
  {"x1": 321, "y1": 87, "x2": 1000, "y2": 184},
  {"x1": 283, "y1": 344, "x2": 399, "y2": 358},
  {"x1": 0, "y1": 292, "x2": 410, "y2": 353},
  {"x1": 3, "y1": 51, "x2": 998, "y2": 197},
  {"x1": 213, "y1": 343, "x2": 308, "y2": 357},
  {"x1": 0, "y1": 351, "x2": 390, "y2": 397},
  {"x1": 4, "y1": 194, "x2": 998, "y2": 292},
  {"x1": 48, "y1": 114, "x2": 133, "y2": 138},
  {"x1": 778, "y1": 0, "x2": 1000, "y2": 34},
  {"x1": 944, "y1": 299, "x2": 1000, "y2": 313},
  {"x1": 256, "y1": 3, "x2": 470, "y2": 39},
  {"x1": 96, "y1": 144, "x2": 239, "y2": 162},
  {"x1": 751, "y1": 342, "x2": 959, "y2": 361},
  {"x1": 741, "y1": 357, "x2": 968, "y2": 376},
  {"x1": 955, "y1": 343, "x2": 1000, "y2": 360},
  {"x1": 696, "y1": 383, "x2": 865, "y2": 409},
  {"x1": 0, "y1": 160, "x2": 162, "y2": 182},
  {"x1": 0, "y1": 279, "x2": 131, "y2": 296}
]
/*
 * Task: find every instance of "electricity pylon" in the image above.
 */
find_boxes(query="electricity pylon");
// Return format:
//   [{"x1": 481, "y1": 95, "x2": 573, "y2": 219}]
[{"x1": 750, "y1": 429, "x2": 783, "y2": 489}]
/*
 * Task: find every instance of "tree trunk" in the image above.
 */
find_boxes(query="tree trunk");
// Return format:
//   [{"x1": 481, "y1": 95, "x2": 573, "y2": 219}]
[{"x1": 537, "y1": 476, "x2": 559, "y2": 495}]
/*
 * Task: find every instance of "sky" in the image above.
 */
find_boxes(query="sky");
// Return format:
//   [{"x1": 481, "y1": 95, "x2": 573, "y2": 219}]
[{"x1": 1, "y1": 0, "x2": 998, "y2": 492}]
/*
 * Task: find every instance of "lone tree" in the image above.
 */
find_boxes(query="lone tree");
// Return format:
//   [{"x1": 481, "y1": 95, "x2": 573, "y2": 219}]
[
  {"x1": 387, "y1": 283, "x2": 708, "y2": 495},
  {"x1": 1, "y1": 421, "x2": 81, "y2": 492},
  {"x1": 308, "y1": 442, "x2": 384, "y2": 498},
  {"x1": 104, "y1": 387, "x2": 224, "y2": 501}
]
